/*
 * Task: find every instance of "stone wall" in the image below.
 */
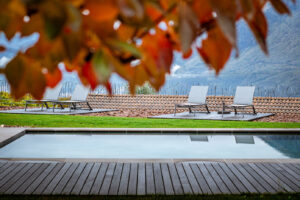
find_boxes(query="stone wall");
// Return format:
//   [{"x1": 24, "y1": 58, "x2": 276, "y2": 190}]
[{"x1": 86, "y1": 94, "x2": 300, "y2": 114}]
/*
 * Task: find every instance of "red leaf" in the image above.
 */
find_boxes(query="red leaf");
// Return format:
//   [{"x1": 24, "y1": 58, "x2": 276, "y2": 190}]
[
  {"x1": 81, "y1": 61, "x2": 98, "y2": 90},
  {"x1": 0, "y1": 45, "x2": 6, "y2": 52},
  {"x1": 270, "y1": 0, "x2": 291, "y2": 15},
  {"x1": 45, "y1": 67, "x2": 62, "y2": 88}
]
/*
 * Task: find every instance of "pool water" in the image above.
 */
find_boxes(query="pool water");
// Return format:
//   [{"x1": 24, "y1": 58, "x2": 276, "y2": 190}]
[{"x1": 0, "y1": 134, "x2": 299, "y2": 159}]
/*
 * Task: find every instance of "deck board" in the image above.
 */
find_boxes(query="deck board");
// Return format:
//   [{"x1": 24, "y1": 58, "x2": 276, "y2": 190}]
[
  {"x1": 167, "y1": 163, "x2": 183, "y2": 195},
  {"x1": 8, "y1": 163, "x2": 45, "y2": 194},
  {"x1": 137, "y1": 163, "x2": 146, "y2": 195},
  {"x1": 24, "y1": 163, "x2": 57, "y2": 195},
  {"x1": 72, "y1": 162, "x2": 94, "y2": 195},
  {"x1": 109, "y1": 163, "x2": 123, "y2": 195},
  {"x1": 52, "y1": 163, "x2": 79, "y2": 194},
  {"x1": 211, "y1": 163, "x2": 239, "y2": 194},
  {"x1": 128, "y1": 163, "x2": 138, "y2": 195},
  {"x1": 175, "y1": 163, "x2": 193, "y2": 194},
  {"x1": 80, "y1": 163, "x2": 100, "y2": 195},
  {"x1": 145, "y1": 163, "x2": 155, "y2": 195},
  {"x1": 0, "y1": 161, "x2": 299, "y2": 195}
]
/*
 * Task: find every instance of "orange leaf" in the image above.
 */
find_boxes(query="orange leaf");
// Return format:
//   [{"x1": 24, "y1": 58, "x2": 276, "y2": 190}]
[
  {"x1": 5, "y1": 54, "x2": 46, "y2": 100},
  {"x1": 45, "y1": 67, "x2": 62, "y2": 88},
  {"x1": 192, "y1": 0, "x2": 213, "y2": 24},
  {"x1": 178, "y1": 1, "x2": 199, "y2": 54},
  {"x1": 209, "y1": 0, "x2": 237, "y2": 48},
  {"x1": 197, "y1": 26, "x2": 232, "y2": 74},
  {"x1": 243, "y1": 2, "x2": 268, "y2": 54},
  {"x1": 85, "y1": 0, "x2": 118, "y2": 22}
]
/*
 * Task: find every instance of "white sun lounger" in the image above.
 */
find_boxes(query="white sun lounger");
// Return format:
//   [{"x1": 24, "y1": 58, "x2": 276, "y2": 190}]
[
  {"x1": 25, "y1": 84, "x2": 63, "y2": 111},
  {"x1": 174, "y1": 86, "x2": 210, "y2": 115},
  {"x1": 50, "y1": 84, "x2": 92, "y2": 112},
  {"x1": 222, "y1": 86, "x2": 256, "y2": 115}
]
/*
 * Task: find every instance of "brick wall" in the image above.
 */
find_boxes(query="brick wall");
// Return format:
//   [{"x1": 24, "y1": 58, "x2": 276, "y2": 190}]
[{"x1": 87, "y1": 94, "x2": 300, "y2": 114}]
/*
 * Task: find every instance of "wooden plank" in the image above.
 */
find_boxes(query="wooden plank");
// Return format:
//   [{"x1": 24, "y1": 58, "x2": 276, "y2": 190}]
[
  {"x1": 277, "y1": 163, "x2": 300, "y2": 184},
  {"x1": 283, "y1": 163, "x2": 300, "y2": 176},
  {"x1": 161, "y1": 163, "x2": 174, "y2": 195},
  {"x1": 52, "y1": 163, "x2": 79, "y2": 194},
  {"x1": 32, "y1": 163, "x2": 64, "y2": 194},
  {"x1": 24, "y1": 163, "x2": 57, "y2": 195},
  {"x1": 249, "y1": 163, "x2": 290, "y2": 192},
  {"x1": 0, "y1": 163, "x2": 33, "y2": 193},
  {"x1": 218, "y1": 163, "x2": 248, "y2": 193},
  {"x1": 189, "y1": 163, "x2": 211, "y2": 194},
  {"x1": 13, "y1": 163, "x2": 49, "y2": 194},
  {"x1": 211, "y1": 163, "x2": 239, "y2": 194},
  {"x1": 108, "y1": 163, "x2": 123, "y2": 195},
  {"x1": 230, "y1": 163, "x2": 267, "y2": 193},
  {"x1": 118, "y1": 163, "x2": 130, "y2": 195},
  {"x1": 90, "y1": 163, "x2": 109, "y2": 195},
  {"x1": 204, "y1": 163, "x2": 230, "y2": 194},
  {"x1": 153, "y1": 163, "x2": 164, "y2": 194},
  {"x1": 137, "y1": 163, "x2": 146, "y2": 195},
  {"x1": 0, "y1": 162, "x2": 20, "y2": 181},
  {"x1": 290, "y1": 163, "x2": 300, "y2": 171},
  {"x1": 0, "y1": 162, "x2": 13, "y2": 173},
  {"x1": 260, "y1": 163, "x2": 298, "y2": 192},
  {"x1": 263, "y1": 163, "x2": 300, "y2": 192},
  {"x1": 224, "y1": 163, "x2": 257, "y2": 193},
  {"x1": 240, "y1": 163, "x2": 276, "y2": 193},
  {"x1": 42, "y1": 162, "x2": 72, "y2": 194},
  {"x1": 128, "y1": 163, "x2": 138, "y2": 195},
  {"x1": 5, "y1": 163, "x2": 42, "y2": 194},
  {"x1": 80, "y1": 163, "x2": 101, "y2": 195},
  {"x1": 197, "y1": 163, "x2": 221, "y2": 194},
  {"x1": 175, "y1": 163, "x2": 193, "y2": 194},
  {"x1": 183, "y1": 163, "x2": 202, "y2": 194},
  {"x1": 99, "y1": 162, "x2": 116, "y2": 195},
  {"x1": 62, "y1": 162, "x2": 86, "y2": 195},
  {"x1": 145, "y1": 163, "x2": 155, "y2": 195},
  {"x1": 71, "y1": 163, "x2": 94, "y2": 195},
  {"x1": 167, "y1": 163, "x2": 183, "y2": 195}
]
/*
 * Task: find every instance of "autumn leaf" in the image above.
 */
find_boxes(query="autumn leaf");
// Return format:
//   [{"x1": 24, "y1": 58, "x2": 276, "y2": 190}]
[
  {"x1": 81, "y1": 61, "x2": 98, "y2": 90},
  {"x1": 197, "y1": 26, "x2": 232, "y2": 74},
  {"x1": 192, "y1": 0, "x2": 213, "y2": 24},
  {"x1": 0, "y1": 45, "x2": 5, "y2": 52},
  {"x1": 178, "y1": 1, "x2": 199, "y2": 54},
  {"x1": 270, "y1": 0, "x2": 291, "y2": 15},
  {"x1": 209, "y1": 0, "x2": 237, "y2": 49},
  {"x1": 85, "y1": 0, "x2": 118, "y2": 22},
  {"x1": 5, "y1": 54, "x2": 46, "y2": 99},
  {"x1": 45, "y1": 67, "x2": 62, "y2": 88}
]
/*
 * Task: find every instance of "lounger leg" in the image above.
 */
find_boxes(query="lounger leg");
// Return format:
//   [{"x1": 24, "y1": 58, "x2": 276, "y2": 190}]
[
  {"x1": 188, "y1": 107, "x2": 192, "y2": 114},
  {"x1": 25, "y1": 101, "x2": 28, "y2": 111},
  {"x1": 234, "y1": 107, "x2": 237, "y2": 115},
  {"x1": 86, "y1": 102, "x2": 92, "y2": 110},
  {"x1": 53, "y1": 103, "x2": 55, "y2": 112},
  {"x1": 45, "y1": 102, "x2": 49, "y2": 109},
  {"x1": 252, "y1": 105, "x2": 256, "y2": 115},
  {"x1": 174, "y1": 105, "x2": 176, "y2": 116},
  {"x1": 205, "y1": 105, "x2": 210, "y2": 114}
]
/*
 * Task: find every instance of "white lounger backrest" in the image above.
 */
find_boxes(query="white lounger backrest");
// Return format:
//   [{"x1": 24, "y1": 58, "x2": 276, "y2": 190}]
[
  {"x1": 71, "y1": 84, "x2": 90, "y2": 101},
  {"x1": 43, "y1": 84, "x2": 62, "y2": 100},
  {"x1": 187, "y1": 86, "x2": 208, "y2": 104},
  {"x1": 233, "y1": 86, "x2": 255, "y2": 105}
]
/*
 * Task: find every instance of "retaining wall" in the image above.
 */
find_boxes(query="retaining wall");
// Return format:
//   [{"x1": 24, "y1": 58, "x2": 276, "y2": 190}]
[{"x1": 87, "y1": 94, "x2": 300, "y2": 114}]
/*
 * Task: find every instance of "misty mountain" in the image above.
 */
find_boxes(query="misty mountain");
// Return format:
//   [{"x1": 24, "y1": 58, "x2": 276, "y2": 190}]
[{"x1": 169, "y1": 2, "x2": 300, "y2": 96}]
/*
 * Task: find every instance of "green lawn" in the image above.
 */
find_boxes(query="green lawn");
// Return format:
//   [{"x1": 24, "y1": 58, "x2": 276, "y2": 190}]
[{"x1": 0, "y1": 114, "x2": 299, "y2": 128}]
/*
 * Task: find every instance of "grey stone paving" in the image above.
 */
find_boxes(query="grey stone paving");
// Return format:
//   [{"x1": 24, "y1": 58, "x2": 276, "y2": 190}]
[
  {"x1": 150, "y1": 111, "x2": 274, "y2": 121},
  {"x1": 0, "y1": 108, "x2": 118, "y2": 115}
]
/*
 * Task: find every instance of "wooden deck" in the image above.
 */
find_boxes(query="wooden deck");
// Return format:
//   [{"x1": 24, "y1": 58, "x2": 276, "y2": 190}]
[{"x1": 0, "y1": 161, "x2": 299, "y2": 195}]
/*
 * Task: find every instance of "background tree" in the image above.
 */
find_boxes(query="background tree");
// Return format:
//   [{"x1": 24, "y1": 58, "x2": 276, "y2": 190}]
[{"x1": 0, "y1": 0, "x2": 294, "y2": 99}]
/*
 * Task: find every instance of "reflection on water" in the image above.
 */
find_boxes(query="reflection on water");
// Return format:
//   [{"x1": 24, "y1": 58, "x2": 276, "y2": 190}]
[{"x1": 0, "y1": 134, "x2": 299, "y2": 159}]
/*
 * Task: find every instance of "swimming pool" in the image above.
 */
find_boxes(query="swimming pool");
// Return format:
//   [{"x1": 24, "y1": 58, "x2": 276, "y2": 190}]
[{"x1": 0, "y1": 133, "x2": 299, "y2": 159}]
